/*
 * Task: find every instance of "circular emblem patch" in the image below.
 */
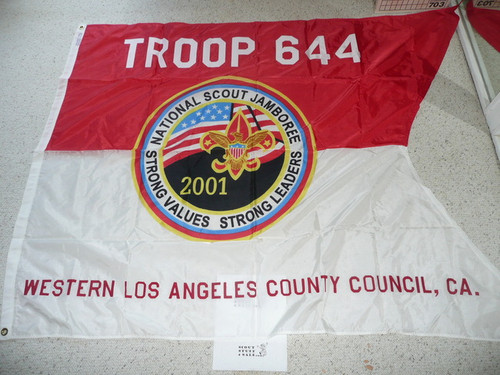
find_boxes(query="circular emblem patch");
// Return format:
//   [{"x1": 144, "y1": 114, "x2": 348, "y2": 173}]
[{"x1": 133, "y1": 77, "x2": 316, "y2": 241}]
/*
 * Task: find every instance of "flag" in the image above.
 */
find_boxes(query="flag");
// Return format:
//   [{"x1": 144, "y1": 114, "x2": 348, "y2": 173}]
[
  {"x1": 1, "y1": 7, "x2": 499, "y2": 340},
  {"x1": 466, "y1": 1, "x2": 500, "y2": 52}
]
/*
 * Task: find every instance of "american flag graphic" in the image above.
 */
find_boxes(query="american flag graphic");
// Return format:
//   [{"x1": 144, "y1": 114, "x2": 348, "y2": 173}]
[{"x1": 162, "y1": 102, "x2": 285, "y2": 167}]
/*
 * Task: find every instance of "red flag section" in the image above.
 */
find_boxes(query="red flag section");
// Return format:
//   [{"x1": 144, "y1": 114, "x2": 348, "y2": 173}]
[
  {"x1": 466, "y1": 2, "x2": 500, "y2": 52},
  {"x1": 46, "y1": 8, "x2": 458, "y2": 151}
]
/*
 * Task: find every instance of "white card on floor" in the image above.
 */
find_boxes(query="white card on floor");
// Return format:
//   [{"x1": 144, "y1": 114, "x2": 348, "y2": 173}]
[{"x1": 212, "y1": 335, "x2": 287, "y2": 372}]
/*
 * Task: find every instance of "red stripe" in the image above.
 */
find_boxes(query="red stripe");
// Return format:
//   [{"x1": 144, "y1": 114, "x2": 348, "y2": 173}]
[{"x1": 47, "y1": 9, "x2": 458, "y2": 151}]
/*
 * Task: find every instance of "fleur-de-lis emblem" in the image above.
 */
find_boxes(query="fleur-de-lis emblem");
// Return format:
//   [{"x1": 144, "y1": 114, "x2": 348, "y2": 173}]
[{"x1": 200, "y1": 109, "x2": 275, "y2": 180}]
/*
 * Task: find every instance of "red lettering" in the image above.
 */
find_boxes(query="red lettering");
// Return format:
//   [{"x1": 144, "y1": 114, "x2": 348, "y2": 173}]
[
  {"x1": 52, "y1": 279, "x2": 64, "y2": 296},
  {"x1": 124, "y1": 281, "x2": 133, "y2": 298},
  {"x1": 415, "y1": 276, "x2": 421, "y2": 293},
  {"x1": 198, "y1": 282, "x2": 209, "y2": 299},
  {"x1": 169, "y1": 282, "x2": 180, "y2": 299},
  {"x1": 183, "y1": 282, "x2": 195, "y2": 299},
  {"x1": 40, "y1": 279, "x2": 51, "y2": 296},
  {"x1": 223, "y1": 282, "x2": 232, "y2": 299},
  {"x1": 148, "y1": 282, "x2": 160, "y2": 299},
  {"x1": 135, "y1": 281, "x2": 147, "y2": 298},
  {"x1": 307, "y1": 277, "x2": 320, "y2": 293},
  {"x1": 234, "y1": 281, "x2": 244, "y2": 298},
  {"x1": 66, "y1": 279, "x2": 77, "y2": 295},
  {"x1": 389, "y1": 276, "x2": 402, "y2": 292},
  {"x1": 420, "y1": 277, "x2": 432, "y2": 294},
  {"x1": 363, "y1": 275, "x2": 375, "y2": 292},
  {"x1": 329, "y1": 276, "x2": 340, "y2": 293},
  {"x1": 88, "y1": 280, "x2": 102, "y2": 297},
  {"x1": 76, "y1": 280, "x2": 88, "y2": 297},
  {"x1": 447, "y1": 278, "x2": 457, "y2": 294},
  {"x1": 280, "y1": 279, "x2": 292, "y2": 296},
  {"x1": 376, "y1": 275, "x2": 388, "y2": 292},
  {"x1": 293, "y1": 278, "x2": 305, "y2": 295},
  {"x1": 460, "y1": 278, "x2": 472, "y2": 295},
  {"x1": 24, "y1": 279, "x2": 115, "y2": 297},
  {"x1": 349, "y1": 276, "x2": 361, "y2": 293},
  {"x1": 103, "y1": 280, "x2": 115, "y2": 297},
  {"x1": 402, "y1": 276, "x2": 414, "y2": 293},
  {"x1": 247, "y1": 281, "x2": 257, "y2": 298},
  {"x1": 211, "y1": 282, "x2": 221, "y2": 299},
  {"x1": 266, "y1": 280, "x2": 278, "y2": 296},
  {"x1": 23, "y1": 279, "x2": 40, "y2": 295}
]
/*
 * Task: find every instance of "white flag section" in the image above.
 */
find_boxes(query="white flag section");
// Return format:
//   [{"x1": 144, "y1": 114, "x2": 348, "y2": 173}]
[{"x1": 2, "y1": 145, "x2": 499, "y2": 340}]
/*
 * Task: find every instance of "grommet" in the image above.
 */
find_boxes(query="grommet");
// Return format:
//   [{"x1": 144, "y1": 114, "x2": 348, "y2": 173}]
[{"x1": 1, "y1": 328, "x2": 8, "y2": 336}]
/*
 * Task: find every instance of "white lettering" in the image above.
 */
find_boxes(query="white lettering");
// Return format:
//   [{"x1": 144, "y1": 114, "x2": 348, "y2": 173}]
[
  {"x1": 335, "y1": 33, "x2": 361, "y2": 63},
  {"x1": 173, "y1": 38, "x2": 198, "y2": 68},
  {"x1": 146, "y1": 37, "x2": 169, "y2": 68},
  {"x1": 203, "y1": 38, "x2": 226, "y2": 68},
  {"x1": 231, "y1": 37, "x2": 255, "y2": 67},
  {"x1": 124, "y1": 34, "x2": 361, "y2": 68},
  {"x1": 305, "y1": 35, "x2": 331, "y2": 65},
  {"x1": 124, "y1": 38, "x2": 144, "y2": 68},
  {"x1": 276, "y1": 35, "x2": 299, "y2": 65}
]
